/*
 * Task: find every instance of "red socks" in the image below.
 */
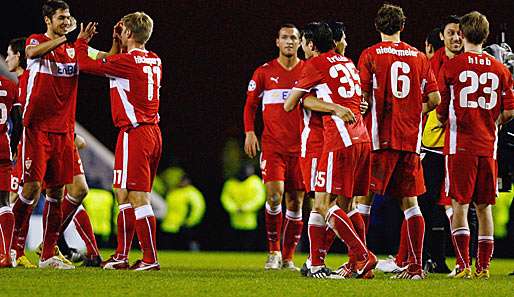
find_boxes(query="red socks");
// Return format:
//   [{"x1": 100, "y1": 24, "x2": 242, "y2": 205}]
[
  {"x1": 282, "y1": 209, "x2": 303, "y2": 261},
  {"x1": 264, "y1": 202, "x2": 282, "y2": 253},
  {"x1": 395, "y1": 219, "x2": 408, "y2": 267},
  {"x1": 134, "y1": 205, "x2": 158, "y2": 264},
  {"x1": 307, "y1": 211, "x2": 326, "y2": 266},
  {"x1": 12, "y1": 194, "x2": 33, "y2": 257},
  {"x1": 60, "y1": 194, "x2": 80, "y2": 233},
  {"x1": 404, "y1": 206, "x2": 425, "y2": 269},
  {"x1": 452, "y1": 227, "x2": 470, "y2": 269},
  {"x1": 41, "y1": 197, "x2": 62, "y2": 260},
  {"x1": 477, "y1": 236, "x2": 494, "y2": 272},
  {"x1": 115, "y1": 203, "x2": 135, "y2": 260},
  {"x1": 348, "y1": 210, "x2": 367, "y2": 245},
  {"x1": 326, "y1": 205, "x2": 367, "y2": 261},
  {"x1": 73, "y1": 206, "x2": 100, "y2": 257},
  {"x1": 0, "y1": 206, "x2": 14, "y2": 257}
]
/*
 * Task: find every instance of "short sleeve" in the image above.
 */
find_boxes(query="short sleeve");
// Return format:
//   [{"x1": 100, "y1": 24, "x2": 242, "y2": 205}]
[{"x1": 294, "y1": 62, "x2": 323, "y2": 92}]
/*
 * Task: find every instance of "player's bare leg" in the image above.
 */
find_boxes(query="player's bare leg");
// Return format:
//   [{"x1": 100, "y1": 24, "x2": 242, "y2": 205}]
[
  {"x1": 0, "y1": 191, "x2": 15, "y2": 267},
  {"x1": 391, "y1": 197, "x2": 425, "y2": 279},
  {"x1": 128, "y1": 190, "x2": 159, "y2": 271},
  {"x1": 282, "y1": 190, "x2": 304, "y2": 271},
  {"x1": 473, "y1": 203, "x2": 493, "y2": 279},
  {"x1": 449, "y1": 199, "x2": 471, "y2": 278},
  {"x1": 101, "y1": 188, "x2": 133, "y2": 270},
  {"x1": 263, "y1": 180, "x2": 284, "y2": 270}
]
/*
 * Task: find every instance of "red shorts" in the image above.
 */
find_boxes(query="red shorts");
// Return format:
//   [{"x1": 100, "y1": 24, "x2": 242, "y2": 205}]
[
  {"x1": 370, "y1": 149, "x2": 425, "y2": 198},
  {"x1": 300, "y1": 153, "x2": 321, "y2": 193},
  {"x1": 113, "y1": 125, "x2": 162, "y2": 192},
  {"x1": 260, "y1": 150, "x2": 304, "y2": 192},
  {"x1": 444, "y1": 154, "x2": 497, "y2": 205},
  {"x1": 0, "y1": 162, "x2": 12, "y2": 192},
  {"x1": 22, "y1": 129, "x2": 74, "y2": 188},
  {"x1": 10, "y1": 159, "x2": 21, "y2": 193},
  {"x1": 315, "y1": 143, "x2": 371, "y2": 198},
  {"x1": 73, "y1": 146, "x2": 84, "y2": 176}
]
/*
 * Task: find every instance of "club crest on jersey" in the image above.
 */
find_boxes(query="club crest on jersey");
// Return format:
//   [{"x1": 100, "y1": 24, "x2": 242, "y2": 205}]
[
  {"x1": 25, "y1": 159, "x2": 32, "y2": 170},
  {"x1": 66, "y1": 48, "x2": 76, "y2": 59},
  {"x1": 248, "y1": 80, "x2": 256, "y2": 91}
]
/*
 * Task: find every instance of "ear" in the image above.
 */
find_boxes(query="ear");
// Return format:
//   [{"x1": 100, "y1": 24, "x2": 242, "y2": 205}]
[
  {"x1": 308, "y1": 40, "x2": 314, "y2": 51},
  {"x1": 439, "y1": 32, "x2": 444, "y2": 41},
  {"x1": 44, "y1": 16, "x2": 51, "y2": 26},
  {"x1": 276, "y1": 37, "x2": 280, "y2": 48}
]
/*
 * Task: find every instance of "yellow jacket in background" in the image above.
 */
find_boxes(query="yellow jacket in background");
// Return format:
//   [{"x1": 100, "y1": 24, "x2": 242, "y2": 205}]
[{"x1": 161, "y1": 185, "x2": 206, "y2": 233}]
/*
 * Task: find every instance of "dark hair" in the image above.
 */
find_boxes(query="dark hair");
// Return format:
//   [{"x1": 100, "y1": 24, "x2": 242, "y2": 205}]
[
  {"x1": 439, "y1": 15, "x2": 460, "y2": 33},
  {"x1": 426, "y1": 28, "x2": 443, "y2": 50},
  {"x1": 311, "y1": 22, "x2": 334, "y2": 53},
  {"x1": 460, "y1": 11, "x2": 489, "y2": 45},
  {"x1": 374, "y1": 3, "x2": 406, "y2": 35},
  {"x1": 329, "y1": 21, "x2": 346, "y2": 42},
  {"x1": 8, "y1": 37, "x2": 27, "y2": 69},
  {"x1": 301, "y1": 22, "x2": 319, "y2": 44},
  {"x1": 277, "y1": 23, "x2": 299, "y2": 38},
  {"x1": 42, "y1": 0, "x2": 69, "y2": 19}
]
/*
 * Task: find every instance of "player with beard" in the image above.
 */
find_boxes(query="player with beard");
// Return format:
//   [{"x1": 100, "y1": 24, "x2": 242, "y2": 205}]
[
  {"x1": 358, "y1": 4, "x2": 441, "y2": 279},
  {"x1": 244, "y1": 24, "x2": 305, "y2": 270},
  {"x1": 436, "y1": 11, "x2": 514, "y2": 279}
]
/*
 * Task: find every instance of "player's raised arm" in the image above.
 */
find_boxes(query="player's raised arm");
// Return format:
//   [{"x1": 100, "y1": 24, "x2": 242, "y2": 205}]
[
  {"x1": 284, "y1": 89, "x2": 306, "y2": 112},
  {"x1": 304, "y1": 96, "x2": 355, "y2": 124}
]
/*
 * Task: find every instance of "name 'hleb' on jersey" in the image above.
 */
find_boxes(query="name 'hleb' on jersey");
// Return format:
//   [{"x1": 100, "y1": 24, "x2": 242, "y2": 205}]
[
  {"x1": 436, "y1": 52, "x2": 514, "y2": 158},
  {"x1": 0, "y1": 76, "x2": 18, "y2": 161},
  {"x1": 358, "y1": 41, "x2": 438, "y2": 153},
  {"x1": 294, "y1": 50, "x2": 369, "y2": 152},
  {"x1": 76, "y1": 39, "x2": 161, "y2": 129},
  {"x1": 244, "y1": 59, "x2": 303, "y2": 155},
  {"x1": 23, "y1": 34, "x2": 79, "y2": 133}
]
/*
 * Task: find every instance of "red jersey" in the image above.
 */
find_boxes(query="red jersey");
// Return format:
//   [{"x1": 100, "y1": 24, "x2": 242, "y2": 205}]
[
  {"x1": 0, "y1": 76, "x2": 18, "y2": 160},
  {"x1": 15, "y1": 71, "x2": 29, "y2": 109},
  {"x1": 299, "y1": 96, "x2": 324, "y2": 157},
  {"x1": 76, "y1": 39, "x2": 161, "y2": 129},
  {"x1": 295, "y1": 51, "x2": 369, "y2": 151},
  {"x1": 436, "y1": 52, "x2": 514, "y2": 158},
  {"x1": 430, "y1": 47, "x2": 450, "y2": 78},
  {"x1": 23, "y1": 34, "x2": 78, "y2": 133},
  {"x1": 244, "y1": 59, "x2": 303, "y2": 155},
  {"x1": 358, "y1": 41, "x2": 438, "y2": 153}
]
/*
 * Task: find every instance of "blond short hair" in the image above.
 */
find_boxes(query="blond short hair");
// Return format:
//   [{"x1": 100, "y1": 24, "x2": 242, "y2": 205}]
[
  {"x1": 460, "y1": 11, "x2": 489, "y2": 45},
  {"x1": 122, "y1": 11, "x2": 154, "y2": 44}
]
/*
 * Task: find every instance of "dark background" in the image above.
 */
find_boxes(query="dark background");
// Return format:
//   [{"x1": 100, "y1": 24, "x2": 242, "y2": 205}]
[{"x1": 1, "y1": 0, "x2": 513, "y2": 250}]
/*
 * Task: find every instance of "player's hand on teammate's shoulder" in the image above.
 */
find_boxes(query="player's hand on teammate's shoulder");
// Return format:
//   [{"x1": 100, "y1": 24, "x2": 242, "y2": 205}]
[
  {"x1": 77, "y1": 22, "x2": 98, "y2": 42},
  {"x1": 333, "y1": 104, "x2": 356, "y2": 124},
  {"x1": 244, "y1": 131, "x2": 260, "y2": 158}
]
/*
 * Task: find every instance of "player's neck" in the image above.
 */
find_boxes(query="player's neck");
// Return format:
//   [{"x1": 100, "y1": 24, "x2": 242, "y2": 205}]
[
  {"x1": 444, "y1": 47, "x2": 458, "y2": 59},
  {"x1": 464, "y1": 41, "x2": 482, "y2": 54},
  {"x1": 126, "y1": 41, "x2": 146, "y2": 53},
  {"x1": 15, "y1": 67, "x2": 24, "y2": 77},
  {"x1": 380, "y1": 32, "x2": 400, "y2": 43},
  {"x1": 277, "y1": 54, "x2": 299, "y2": 70},
  {"x1": 46, "y1": 29, "x2": 63, "y2": 40}
]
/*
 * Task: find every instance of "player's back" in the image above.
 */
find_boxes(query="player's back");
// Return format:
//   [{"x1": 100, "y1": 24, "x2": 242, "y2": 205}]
[
  {"x1": 358, "y1": 41, "x2": 437, "y2": 153},
  {"x1": 307, "y1": 51, "x2": 368, "y2": 150},
  {"x1": 108, "y1": 49, "x2": 161, "y2": 129},
  {"x1": 0, "y1": 75, "x2": 17, "y2": 160},
  {"x1": 439, "y1": 52, "x2": 514, "y2": 157}
]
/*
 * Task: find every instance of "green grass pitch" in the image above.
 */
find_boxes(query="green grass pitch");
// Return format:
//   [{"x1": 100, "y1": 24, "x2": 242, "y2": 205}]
[{"x1": 3, "y1": 251, "x2": 514, "y2": 297}]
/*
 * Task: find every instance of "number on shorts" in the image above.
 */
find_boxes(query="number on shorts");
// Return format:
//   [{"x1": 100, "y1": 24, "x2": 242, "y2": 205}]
[
  {"x1": 113, "y1": 169, "x2": 123, "y2": 184},
  {"x1": 315, "y1": 171, "x2": 326, "y2": 188},
  {"x1": 10, "y1": 176, "x2": 19, "y2": 191},
  {"x1": 0, "y1": 103, "x2": 7, "y2": 125}
]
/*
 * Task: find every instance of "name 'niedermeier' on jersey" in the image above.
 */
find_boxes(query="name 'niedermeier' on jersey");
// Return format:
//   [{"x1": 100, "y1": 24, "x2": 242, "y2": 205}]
[
  {"x1": 358, "y1": 41, "x2": 438, "y2": 154},
  {"x1": 76, "y1": 38, "x2": 161, "y2": 129},
  {"x1": 244, "y1": 59, "x2": 303, "y2": 155}
]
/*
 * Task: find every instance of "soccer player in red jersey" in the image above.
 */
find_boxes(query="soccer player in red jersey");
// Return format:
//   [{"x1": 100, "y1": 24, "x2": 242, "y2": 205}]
[
  {"x1": 0, "y1": 73, "x2": 23, "y2": 268},
  {"x1": 286, "y1": 22, "x2": 376, "y2": 279},
  {"x1": 76, "y1": 12, "x2": 162, "y2": 271},
  {"x1": 357, "y1": 4, "x2": 441, "y2": 279},
  {"x1": 436, "y1": 11, "x2": 514, "y2": 279},
  {"x1": 243, "y1": 24, "x2": 305, "y2": 270}
]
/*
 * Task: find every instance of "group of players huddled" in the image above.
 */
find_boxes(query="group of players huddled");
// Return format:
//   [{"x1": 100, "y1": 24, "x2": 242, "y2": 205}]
[
  {"x1": 244, "y1": 4, "x2": 514, "y2": 279},
  {"x1": 0, "y1": 0, "x2": 162, "y2": 270}
]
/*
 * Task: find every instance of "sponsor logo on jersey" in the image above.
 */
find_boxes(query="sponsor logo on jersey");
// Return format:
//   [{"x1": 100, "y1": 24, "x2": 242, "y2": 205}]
[
  {"x1": 248, "y1": 80, "x2": 256, "y2": 91},
  {"x1": 57, "y1": 64, "x2": 77, "y2": 75},
  {"x1": 66, "y1": 48, "x2": 76, "y2": 59},
  {"x1": 25, "y1": 159, "x2": 32, "y2": 170},
  {"x1": 270, "y1": 76, "x2": 279, "y2": 83}
]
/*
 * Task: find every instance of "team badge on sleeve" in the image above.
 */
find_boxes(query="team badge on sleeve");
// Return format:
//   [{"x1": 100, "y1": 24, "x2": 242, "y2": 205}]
[
  {"x1": 248, "y1": 80, "x2": 256, "y2": 91},
  {"x1": 29, "y1": 39, "x2": 39, "y2": 46}
]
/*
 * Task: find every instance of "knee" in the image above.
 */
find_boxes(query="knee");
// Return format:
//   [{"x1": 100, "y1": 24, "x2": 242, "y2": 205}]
[
  {"x1": 267, "y1": 191, "x2": 283, "y2": 206},
  {"x1": 71, "y1": 185, "x2": 89, "y2": 201},
  {"x1": 22, "y1": 183, "x2": 42, "y2": 200}
]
